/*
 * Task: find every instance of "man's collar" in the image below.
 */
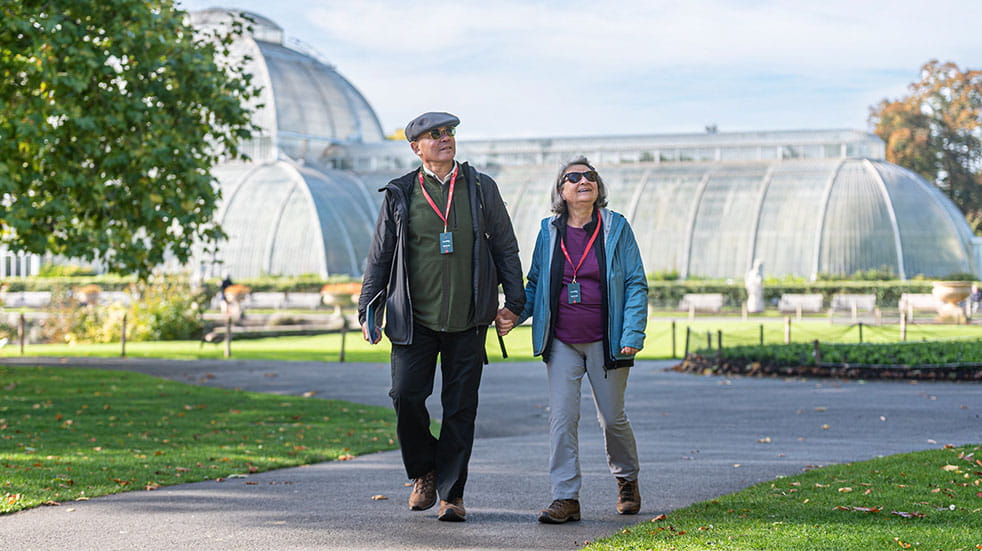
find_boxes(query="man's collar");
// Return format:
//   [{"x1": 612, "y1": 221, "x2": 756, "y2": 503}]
[{"x1": 421, "y1": 161, "x2": 459, "y2": 184}]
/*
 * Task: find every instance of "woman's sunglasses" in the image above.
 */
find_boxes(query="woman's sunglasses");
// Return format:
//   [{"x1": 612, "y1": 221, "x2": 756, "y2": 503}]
[
  {"x1": 562, "y1": 170, "x2": 598, "y2": 184},
  {"x1": 425, "y1": 127, "x2": 456, "y2": 140}
]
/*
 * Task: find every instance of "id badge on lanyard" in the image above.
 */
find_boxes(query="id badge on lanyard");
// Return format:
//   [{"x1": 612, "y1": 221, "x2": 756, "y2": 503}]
[
  {"x1": 567, "y1": 281, "x2": 581, "y2": 304},
  {"x1": 419, "y1": 166, "x2": 459, "y2": 255},
  {"x1": 561, "y1": 215, "x2": 601, "y2": 305},
  {"x1": 439, "y1": 231, "x2": 454, "y2": 254}
]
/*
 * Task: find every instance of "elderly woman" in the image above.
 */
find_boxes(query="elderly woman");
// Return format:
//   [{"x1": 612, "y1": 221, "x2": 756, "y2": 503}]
[{"x1": 497, "y1": 157, "x2": 648, "y2": 523}]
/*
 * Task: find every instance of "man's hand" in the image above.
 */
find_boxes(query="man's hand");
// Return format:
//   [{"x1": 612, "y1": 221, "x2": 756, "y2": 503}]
[
  {"x1": 495, "y1": 308, "x2": 518, "y2": 336},
  {"x1": 620, "y1": 346, "x2": 640, "y2": 356},
  {"x1": 362, "y1": 322, "x2": 381, "y2": 344}
]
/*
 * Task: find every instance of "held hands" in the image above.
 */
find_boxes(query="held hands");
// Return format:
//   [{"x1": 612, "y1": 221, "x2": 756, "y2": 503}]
[
  {"x1": 495, "y1": 307, "x2": 519, "y2": 336},
  {"x1": 362, "y1": 322, "x2": 381, "y2": 344}
]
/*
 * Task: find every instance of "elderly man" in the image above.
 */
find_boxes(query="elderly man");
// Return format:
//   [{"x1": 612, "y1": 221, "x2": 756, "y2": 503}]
[{"x1": 358, "y1": 112, "x2": 525, "y2": 522}]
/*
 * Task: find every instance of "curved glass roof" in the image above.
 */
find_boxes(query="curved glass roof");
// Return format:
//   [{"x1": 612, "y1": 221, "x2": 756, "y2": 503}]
[
  {"x1": 486, "y1": 158, "x2": 974, "y2": 280},
  {"x1": 255, "y1": 40, "x2": 385, "y2": 154},
  {"x1": 205, "y1": 157, "x2": 973, "y2": 280},
  {"x1": 208, "y1": 160, "x2": 382, "y2": 277},
  {"x1": 191, "y1": 8, "x2": 385, "y2": 163}
]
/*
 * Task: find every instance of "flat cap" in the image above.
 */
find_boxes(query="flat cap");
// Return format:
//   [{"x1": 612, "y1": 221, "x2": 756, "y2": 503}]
[{"x1": 405, "y1": 111, "x2": 460, "y2": 142}]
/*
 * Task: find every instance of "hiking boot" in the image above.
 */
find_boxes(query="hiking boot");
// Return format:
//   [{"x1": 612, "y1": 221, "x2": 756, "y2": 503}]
[
  {"x1": 616, "y1": 477, "x2": 641, "y2": 514},
  {"x1": 437, "y1": 498, "x2": 466, "y2": 522},
  {"x1": 409, "y1": 471, "x2": 436, "y2": 511},
  {"x1": 538, "y1": 499, "x2": 581, "y2": 524}
]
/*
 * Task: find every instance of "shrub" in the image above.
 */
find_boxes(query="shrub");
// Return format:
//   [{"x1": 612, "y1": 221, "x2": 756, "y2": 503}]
[{"x1": 38, "y1": 274, "x2": 205, "y2": 344}]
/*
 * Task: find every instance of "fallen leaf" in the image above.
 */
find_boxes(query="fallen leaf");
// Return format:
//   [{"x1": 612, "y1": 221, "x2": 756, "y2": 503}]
[
  {"x1": 838, "y1": 487, "x2": 853, "y2": 493},
  {"x1": 822, "y1": 424, "x2": 830, "y2": 430},
  {"x1": 891, "y1": 511, "x2": 925, "y2": 518},
  {"x1": 371, "y1": 495, "x2": 388, "y2": 500},
  {"x1": 757, "y1": 437, "x2": 772, "y2": 444},
  {"x1": 651, "y1": 514, "x2": 667, "y2": 522},
  {"x1": 941, "y1": 465, "x2": 960, "y2": 472},
  {"x1": 302, "y1": 391, "x2": 317, "y2": 398}
]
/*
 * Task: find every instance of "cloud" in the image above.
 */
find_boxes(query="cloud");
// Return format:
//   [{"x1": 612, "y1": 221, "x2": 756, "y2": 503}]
[
  {"x1": 306, "y1": 0, "x2": 981, "y2": 73},
  {"x1": 178, "y1": 0, "x2": 982, "y2": 136}
]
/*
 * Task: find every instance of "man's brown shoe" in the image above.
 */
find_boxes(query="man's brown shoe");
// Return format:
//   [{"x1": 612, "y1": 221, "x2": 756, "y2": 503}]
[
  {"x1": 538, "y1": 499, "x2": 581, "y2": 524},
  {"x1": 616, "y1": 477, "x2": 641, "y2": 514},
  {"x1": 409, "y1": 471, "x2": 436, "y2": 511},
  {"x1": 437, "y1": 498, "x2": 466, "y2": 522}
]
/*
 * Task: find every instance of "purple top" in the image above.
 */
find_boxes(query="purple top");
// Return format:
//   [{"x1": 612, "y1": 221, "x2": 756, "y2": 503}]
[{"x1": 554, "y1": 225, "x2": 604, "y2": 344}]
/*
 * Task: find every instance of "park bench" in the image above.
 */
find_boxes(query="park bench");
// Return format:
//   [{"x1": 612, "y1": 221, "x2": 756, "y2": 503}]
[
  {"x1": 0, "y1": 291, "x2": 51, "y2": 308},
  {"x1": 280, "y1": 292, "x2": 324, "y2": 310},
  {"x1": 828, "y1": 293, "x2": 879, "y2": 323},
  {"x1": 778, "y1": 293, "x2": 824, "y2": 319},
  {"x1": 678, "y1": 293, "x2": 725, "y2": 317},
  {"x1": 242, "y1": 291, "x2": 286, "y2": 309},
  {"x1": 898, "y1": 293, "x2": 940, "y2": 320}
]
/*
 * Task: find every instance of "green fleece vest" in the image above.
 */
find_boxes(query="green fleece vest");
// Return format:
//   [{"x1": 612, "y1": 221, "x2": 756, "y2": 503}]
[{"x1": 407, "y1": 167, "x2": 474, "y2": 332}]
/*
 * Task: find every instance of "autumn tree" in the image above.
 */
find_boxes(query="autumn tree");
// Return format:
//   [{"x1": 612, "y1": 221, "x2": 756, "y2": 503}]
[
  {"x1": 870, "y1": 60, "x2": 982, "y2": 232},
  {"x1": 0, "y1": 1, "x2": 259, "y2": 277}
]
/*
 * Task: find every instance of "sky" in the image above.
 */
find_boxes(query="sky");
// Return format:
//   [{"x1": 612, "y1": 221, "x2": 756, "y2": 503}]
[{"x1": 176, "y1": 0, "x2": 982, "y2": 140}]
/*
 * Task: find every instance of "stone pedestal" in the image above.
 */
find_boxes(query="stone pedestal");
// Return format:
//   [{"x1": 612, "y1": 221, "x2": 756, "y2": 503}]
[{"x1": 931, "y1": 281, "x2": 970, "y2": 323}]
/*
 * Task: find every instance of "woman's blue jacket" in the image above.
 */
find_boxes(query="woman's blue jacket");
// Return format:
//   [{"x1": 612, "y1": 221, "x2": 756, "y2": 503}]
[{"x1": 517, "y1": 208, "x2": 648, "y2": 368}]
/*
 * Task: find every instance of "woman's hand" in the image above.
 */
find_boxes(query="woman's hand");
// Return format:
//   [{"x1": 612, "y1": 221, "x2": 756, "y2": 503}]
[{"x1": 620, "y1": 346, "x2": 639, "y2": 356}]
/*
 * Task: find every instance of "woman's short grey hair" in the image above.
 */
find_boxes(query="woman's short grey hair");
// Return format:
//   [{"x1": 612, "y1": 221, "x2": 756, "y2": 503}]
[{"x1": 551, "y1": 156, "x2": 608, "y2": 215}]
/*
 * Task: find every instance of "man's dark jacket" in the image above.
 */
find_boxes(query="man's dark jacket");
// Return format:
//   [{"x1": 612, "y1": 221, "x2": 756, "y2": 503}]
[{"x1": 358, "y1": 162, "x2": 525, "y2": 345}]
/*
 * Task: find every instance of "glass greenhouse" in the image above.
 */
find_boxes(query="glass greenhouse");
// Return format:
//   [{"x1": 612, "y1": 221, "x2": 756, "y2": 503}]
[
  {"x1": 181, "y1": 9, "x2": 977, "y2": 282},
  {"x1": 8, "y1": 9, "x2": 967, "y2": 281}
]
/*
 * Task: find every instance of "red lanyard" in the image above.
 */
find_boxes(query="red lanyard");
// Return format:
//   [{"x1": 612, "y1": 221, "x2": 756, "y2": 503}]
[
  {"x1": 560, "y1": 214, "x2": 602, "y2": 282},
  {"x1": 417, "y1": 164, "x2": 458, "y2": 232}
]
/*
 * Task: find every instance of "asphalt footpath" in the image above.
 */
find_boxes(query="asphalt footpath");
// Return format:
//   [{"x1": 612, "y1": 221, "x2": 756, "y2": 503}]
[{"x1": 0, "y1": 355, "x2": 979, "y2": 551}]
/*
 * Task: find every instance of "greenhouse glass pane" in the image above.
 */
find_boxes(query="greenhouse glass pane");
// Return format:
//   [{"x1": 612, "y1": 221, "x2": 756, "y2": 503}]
[
  {"x1": 754, "y1": 161, "x2": 831, "y2": 277},
  {"x1": 819, "y1": 161, "x2": 897, "y2": 276},
  {"x1": 688, "y1": 165, "x2": 769, "y2": 278}
]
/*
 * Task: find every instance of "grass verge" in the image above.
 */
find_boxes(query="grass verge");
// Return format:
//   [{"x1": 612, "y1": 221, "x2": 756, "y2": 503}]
[
  {"x1": 586, "y1": 445, "x2": 982, "y2": 551},
  {"x1": 5, "y1": 322, "x2": 982, "y2": 364},
  {"x1": 0, "y1": 365, "x2": 398, "y2": 514}
]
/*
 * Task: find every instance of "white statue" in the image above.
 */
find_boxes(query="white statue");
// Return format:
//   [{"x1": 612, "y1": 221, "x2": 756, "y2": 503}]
[{"x1": 745, "y1": 259, "x2": 764, "y2": 313}]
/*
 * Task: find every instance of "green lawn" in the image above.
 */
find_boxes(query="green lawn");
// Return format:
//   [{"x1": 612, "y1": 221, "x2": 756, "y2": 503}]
[
  {"x1": 0, "y1": 365, "x2": 398, "y2": 514},
  {"x1": 586, "y1": 445, "x2": 982, "y2": 551},
  {"x1": 4, "y1": 320, "x2": 982, "y2": 363}
]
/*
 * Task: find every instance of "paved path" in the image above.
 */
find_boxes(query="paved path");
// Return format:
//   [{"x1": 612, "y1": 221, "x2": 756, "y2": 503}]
[{"x1": 1, "y1": 356, "x2": 979, "y2": 550}]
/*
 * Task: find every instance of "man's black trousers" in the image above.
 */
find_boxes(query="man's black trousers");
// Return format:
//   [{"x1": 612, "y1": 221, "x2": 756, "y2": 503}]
[{"x1": 389, "y1": 323, "x2": 486, "y2": 501}]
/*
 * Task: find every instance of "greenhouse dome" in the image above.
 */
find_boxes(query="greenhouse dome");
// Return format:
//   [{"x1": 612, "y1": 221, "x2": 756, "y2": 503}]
[
  {"x1": 188, "y1": 9, "x2": 388, "y2": 278},
  {"x1": 483, "y1": 157, "x2": 976, "y2": 280},
  {"x1": 190, "y1": 8, "x2": 385, "y2": 162}
]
